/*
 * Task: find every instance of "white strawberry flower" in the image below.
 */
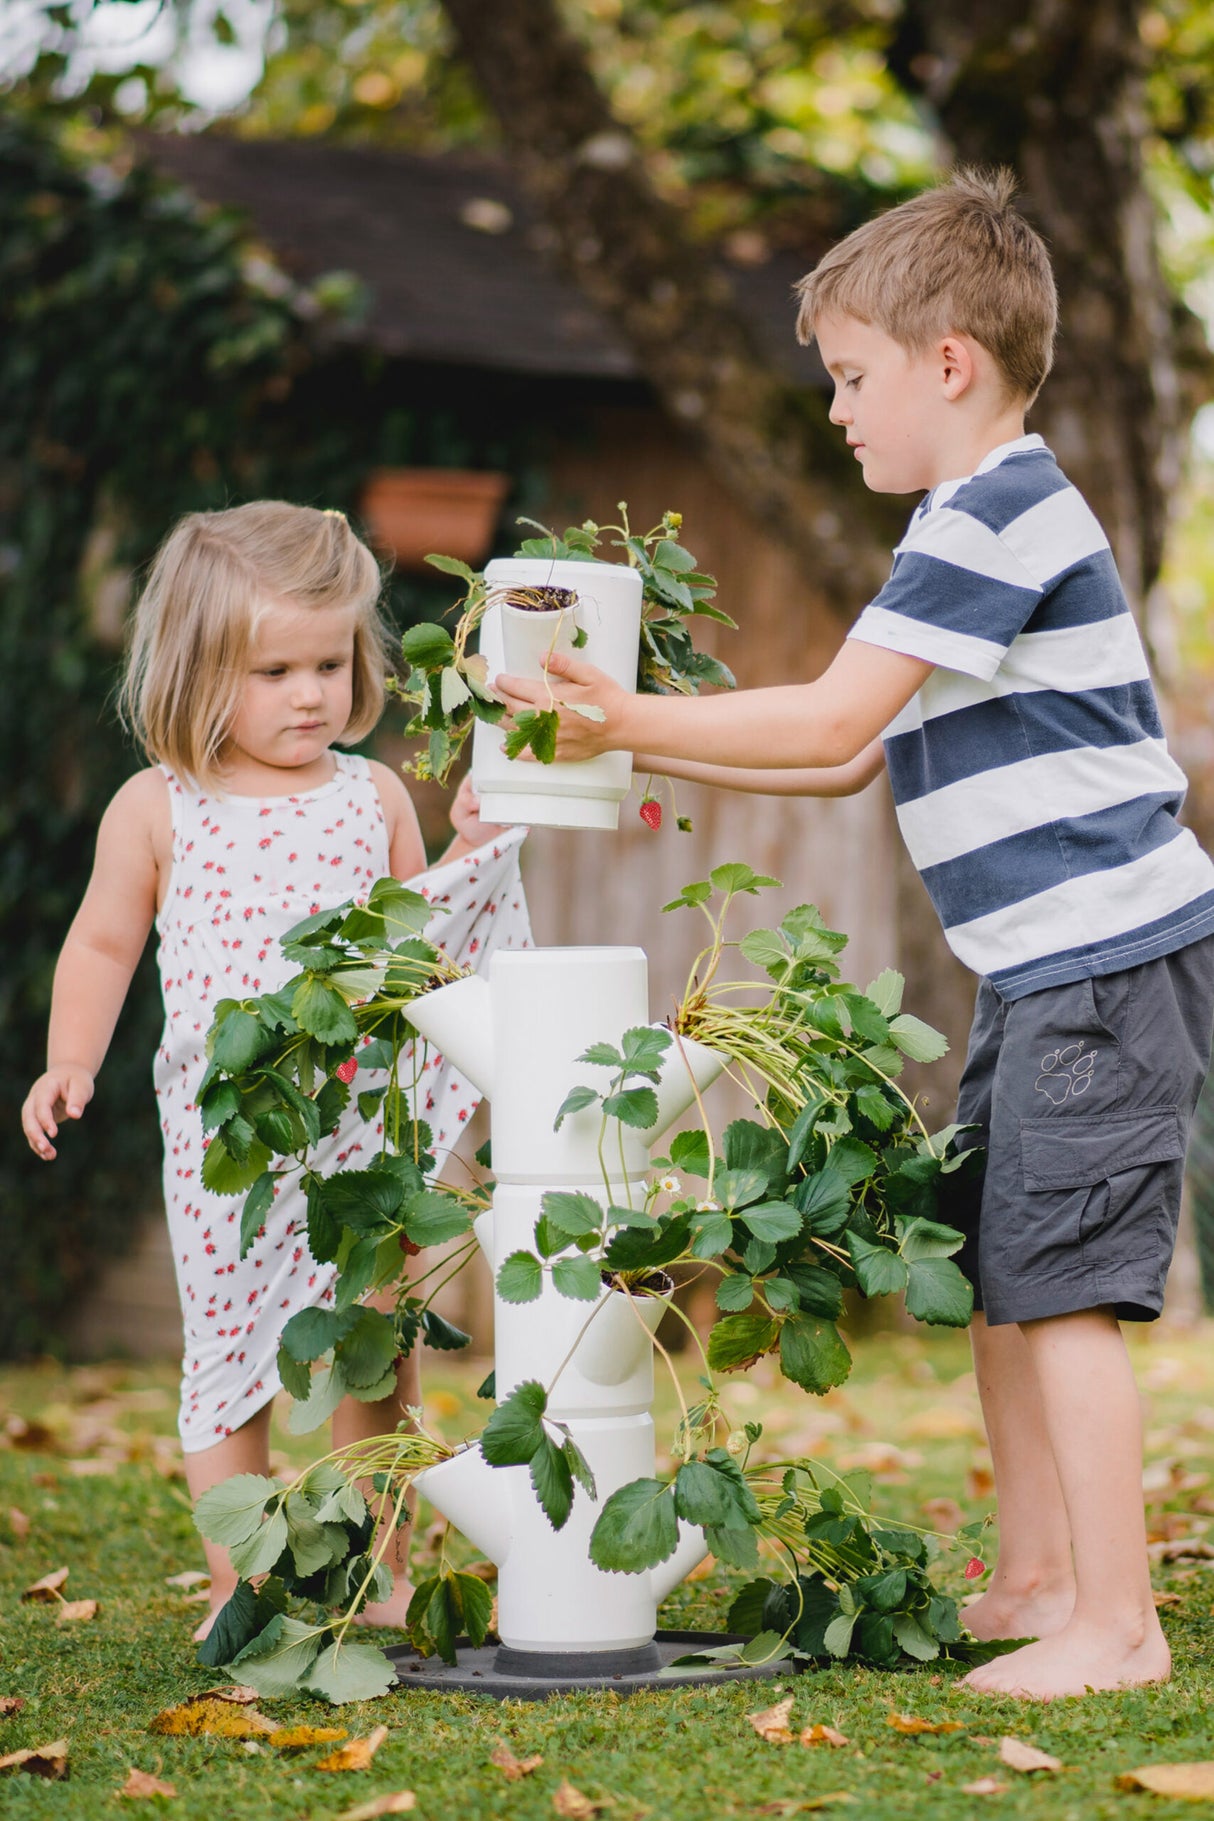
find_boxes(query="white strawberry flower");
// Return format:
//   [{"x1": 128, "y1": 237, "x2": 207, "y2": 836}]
[{"x1": 656, "y1": 1173, "x2": 681, "y2": 1195}]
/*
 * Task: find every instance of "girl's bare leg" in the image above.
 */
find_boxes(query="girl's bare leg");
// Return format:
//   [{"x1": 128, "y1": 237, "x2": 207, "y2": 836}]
[
  {"x1": 332, "y1": 1332, "x2": 421, "y2": 1629},
  {"x1": 183, "y1": 1403, "x2": 274, "y2": 1641},
  {"x1": 962, "y1": 1312, "x2": 1076, "y2": 1641}
]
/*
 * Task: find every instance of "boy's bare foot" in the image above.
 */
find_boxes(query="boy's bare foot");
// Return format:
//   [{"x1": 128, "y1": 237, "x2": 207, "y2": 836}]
[
  {"x1": 963, "y1": 1580, "x2": 1074, "y2": 1642},
  {"x1": 351, "y1": 1578, "x2": 415, "y2": 1631},
  {"x1": 959, "y1": 1615, "x2": 1170, "y2": 1700}
]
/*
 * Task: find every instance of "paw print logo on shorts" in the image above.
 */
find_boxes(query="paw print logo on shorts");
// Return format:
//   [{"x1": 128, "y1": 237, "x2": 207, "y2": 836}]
[{"x1": 1034, "y1": 1043, "x2": 1098, "y2": 1104}]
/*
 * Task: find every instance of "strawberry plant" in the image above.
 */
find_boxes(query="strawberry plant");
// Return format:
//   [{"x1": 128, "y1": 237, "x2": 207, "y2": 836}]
[
  {"x1": 194, "y1": 864, "x2": 989, "y2": 1697},
  {"x1": 391, "y1": 504, "x2": 736, "y2": 783}
]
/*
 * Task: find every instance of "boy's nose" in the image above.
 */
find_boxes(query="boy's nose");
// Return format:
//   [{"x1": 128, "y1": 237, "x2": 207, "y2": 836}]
[{"x1": 829, "y1": 392, "x2": 850, "y2": 425}]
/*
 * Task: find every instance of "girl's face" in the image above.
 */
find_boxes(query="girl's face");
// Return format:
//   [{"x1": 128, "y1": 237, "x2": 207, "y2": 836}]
[{"x1": 224, "y1": 597, "x2": 358, "y2": 785}]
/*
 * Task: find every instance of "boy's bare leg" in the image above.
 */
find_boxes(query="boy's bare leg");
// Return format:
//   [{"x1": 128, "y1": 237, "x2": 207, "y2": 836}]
[
  {"x1": 183, "y1": 1404, "x2": 274, "y2": 1641},
  {"x1": 333, "y1": 1337, "x2": 421, "y2": 1629},
  {"x1": 961, "y1": 1308, "x2": 1169, "y2": 1699},
  {"x1": 962, "y1": 1313, "x2": 1075, "y2": 1641}
]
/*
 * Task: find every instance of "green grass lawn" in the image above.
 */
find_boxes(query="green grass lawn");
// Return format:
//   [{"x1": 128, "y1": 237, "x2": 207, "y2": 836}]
[{"x1": 2, "y1": 1325, "x2": 1213, "y2": 1819}]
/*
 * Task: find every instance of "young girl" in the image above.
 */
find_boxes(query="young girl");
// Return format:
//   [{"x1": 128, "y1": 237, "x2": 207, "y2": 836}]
[{"x1": 21, "y1": 501, "x2": 530, "y2": 1636}]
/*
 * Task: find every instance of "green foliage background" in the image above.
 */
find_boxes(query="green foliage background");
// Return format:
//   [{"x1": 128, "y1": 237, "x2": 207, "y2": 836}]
[{"x1": 0, "y1": 112, "x2": 541, "y2": 1357}]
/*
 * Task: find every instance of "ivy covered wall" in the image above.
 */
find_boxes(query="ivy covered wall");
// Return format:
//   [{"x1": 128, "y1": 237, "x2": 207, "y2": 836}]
[{"x1": 0, "y1": 114, "x2": 547, "y2": 1355}]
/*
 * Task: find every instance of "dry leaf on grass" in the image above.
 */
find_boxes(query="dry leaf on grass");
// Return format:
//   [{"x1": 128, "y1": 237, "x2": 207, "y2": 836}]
[
  {"x1": 1115, "y1": 1762, "x2": 1214, "y2": 1798},
  {"x1": 1147, "y1": 1539, "x2": 1214, "y2": 1564},
  {"x1": 489, "y1": 1741, "x2": 544, "y2": 1779},
  {"x1": 753, "y1": 1797, "x2": 857, "y2": 1814},
  {"x1": 149, "y1": 1697, "x2": 278, "y2": 1739},
  {"x1": 961, "y1": 1778, "x2": 1009, "y2": 1796},
  {"x1": 748, "y1": 1696, "x2": 796, "y2": 1742},
  {"x1": 920, "y1": 1497, "x2": 966, "y2": 1532},
  {"x1": 267, "y1": 1726, "x2": 348, "y2": 1751},
  {"x1": 164, "y1": 1571, "x2": 210, "y2": 1590},
  {"x1": 552, "y1": 1779, "x2": 611, "y2": 1817},
  {"x1": 335, "y1": 1795, "x2": 417, "y2": 1820},
  {"x1": 1153, "y1": 1591, "x2": 1183, "y2": 1607},
  {"x1": 197, "y1": 1685, "x2": 262, "y2": 1705},
  {"x1": 0, "y1": 1697, "x2": 26, "y2": 1716},
  {"x1": 0, "y1": 1738, "x2": 69, "y2": 1780},
  {"x1": 120, "y1": 1767, "x2": 178, "y2": 1799},
  {"x1": 20, "y1": 1566, "x2": 69, "y2": 1601},
  {"x1": 56, "y1": 1599, "x2": 98, "y2": 1625},
  {"x1": 317, "y1": 1725, "x2": 390, "y2": 1773},
  {"x1": 887, "y1": 1713, "x2": 965, "y2": 1736},
  {"x1": 801, "y1": 1724, "x2": 850, "y2": 1748},
  {"x1": 999, "y1": 1737, "x2": 1061, "y2": 1774},
  {"x1": 7, "y1": 1507, "x2": 30, "y2": 1541}
]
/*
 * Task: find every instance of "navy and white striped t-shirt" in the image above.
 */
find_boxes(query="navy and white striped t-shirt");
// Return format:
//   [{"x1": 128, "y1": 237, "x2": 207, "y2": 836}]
[{"x1": 849, "y1": 434, "x2": 1214, "y2": 1000}]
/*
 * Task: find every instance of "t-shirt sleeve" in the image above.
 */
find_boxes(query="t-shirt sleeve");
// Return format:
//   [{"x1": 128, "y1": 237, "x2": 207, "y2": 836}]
[{"x1": 847, "y1": 504, "x2": 1042, "y2": 681}]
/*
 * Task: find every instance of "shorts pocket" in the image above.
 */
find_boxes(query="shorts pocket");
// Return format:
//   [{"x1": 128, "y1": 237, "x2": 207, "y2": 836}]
[{"x1": 1019, "y1": 1109, "x2": 1183, "y2": 1191}]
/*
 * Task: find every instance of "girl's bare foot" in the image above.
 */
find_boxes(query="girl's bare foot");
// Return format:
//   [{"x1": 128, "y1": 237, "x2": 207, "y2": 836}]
[{"x1": 959, "y1": 1614, "x2": 1170, "y2": 1700}]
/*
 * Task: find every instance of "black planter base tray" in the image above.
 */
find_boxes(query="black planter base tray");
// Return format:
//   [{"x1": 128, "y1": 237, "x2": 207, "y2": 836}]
[{"x1": 382, "y1": 1630, "x2": 784, "y2": 1700}]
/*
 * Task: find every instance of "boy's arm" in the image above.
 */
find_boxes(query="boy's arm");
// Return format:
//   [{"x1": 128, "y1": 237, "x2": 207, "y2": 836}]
[
  {"x1": 496, "y1": 638, "x2": 932, "y2": 770},
  {"x1": 23, "y1": 771, "x2": 163, "y2": 1159},
  {"x1": 635, "y1": 739, "x2": 886, "y2": 798}
]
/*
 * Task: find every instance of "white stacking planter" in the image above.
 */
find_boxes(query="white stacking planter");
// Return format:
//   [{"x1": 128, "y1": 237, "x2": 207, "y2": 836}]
[
  {"x1": 471, "y1": 557, "x2": 643, "y2": 832},
  {"x1": 408, "y1": 946, "x2": 725, "y2": 1675}
]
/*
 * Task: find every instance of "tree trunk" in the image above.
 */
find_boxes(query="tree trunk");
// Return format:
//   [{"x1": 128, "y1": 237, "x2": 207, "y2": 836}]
[
  {"x1": 892, "y1": 0, "x2": 1207, "y2": 619},
  {"x1": 437, "y1": 0, "x2": 898, "y2": 610}
]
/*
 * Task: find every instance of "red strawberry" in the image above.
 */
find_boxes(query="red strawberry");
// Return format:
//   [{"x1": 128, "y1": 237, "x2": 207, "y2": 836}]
[
  {"x1": 963, "y1": 1556, "x2": 987, "y2": 1580},
  {"x1": 639, "y1": 797, "x2": 662, "y2": 831},
  {"x1": 334, "y1": 1055, "x2": 358, "y2": 1084},
  {"x1": 398, "y1": 1235, "x2": 421, "y2": 1257}
]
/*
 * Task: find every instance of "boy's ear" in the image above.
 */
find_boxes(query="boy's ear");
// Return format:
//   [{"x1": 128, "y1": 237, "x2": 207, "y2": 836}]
[{"x1": 938, "y1": 334, "x2": 977, "y2": 400}]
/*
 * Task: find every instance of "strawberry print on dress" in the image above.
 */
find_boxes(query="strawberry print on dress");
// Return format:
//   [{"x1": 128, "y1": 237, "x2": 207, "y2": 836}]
[{"x1": 154, "y1": 752, "x2": 530, "y2": 1452}]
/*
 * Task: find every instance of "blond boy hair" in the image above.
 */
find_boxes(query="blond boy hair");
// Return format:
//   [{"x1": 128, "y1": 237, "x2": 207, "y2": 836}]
[
  {"x1": 120, "y1": 501, "x2": 389, "y2": 790},
  {"x1": 795, "y1": 167, "x2": 1058, "y2": 404}
]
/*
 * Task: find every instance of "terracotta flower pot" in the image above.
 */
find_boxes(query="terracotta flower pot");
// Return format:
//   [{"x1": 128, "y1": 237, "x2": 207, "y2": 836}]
[{"x1": 358, "y1": 467, "x2": 510, "y2": 570}]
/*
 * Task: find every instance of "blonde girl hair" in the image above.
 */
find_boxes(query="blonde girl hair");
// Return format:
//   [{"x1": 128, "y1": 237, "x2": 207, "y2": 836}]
[
  {"x1": 795, "y1": 167, "x2": 1058, "y2": 404},
  {"x1": 120, "y1": 501, "x2": 389, "y2": 788}
]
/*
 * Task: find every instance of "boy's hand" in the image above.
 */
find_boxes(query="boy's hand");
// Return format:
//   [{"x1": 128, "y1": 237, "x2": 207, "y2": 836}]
[
  {"x1": 449, "y1": 772, "x2": 510, "y2": 847},
  {"x1": 22, "y1": 1067, "x2": 95, "y2": 1160},
  {"x1": 495, "y1": 650, "x2": 627, "y2": 762}
]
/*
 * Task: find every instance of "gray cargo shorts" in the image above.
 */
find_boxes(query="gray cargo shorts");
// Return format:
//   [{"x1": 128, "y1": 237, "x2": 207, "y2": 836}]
[{"x1": 948, "y1": 934, "x2": 1214, "y2": 1326}]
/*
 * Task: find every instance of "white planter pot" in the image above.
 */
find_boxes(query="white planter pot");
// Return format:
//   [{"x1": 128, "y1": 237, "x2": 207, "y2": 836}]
[{"x1": 471, "y1": 556, "x2": 642, "y2": 831}]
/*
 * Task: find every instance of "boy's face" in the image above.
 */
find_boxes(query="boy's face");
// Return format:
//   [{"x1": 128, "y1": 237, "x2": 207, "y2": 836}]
[{"x1": 817, "y1": 313, "x2": 961, "y2": 495}]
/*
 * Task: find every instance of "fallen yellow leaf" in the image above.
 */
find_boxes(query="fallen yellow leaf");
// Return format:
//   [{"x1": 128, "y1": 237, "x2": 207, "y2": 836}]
[
  {"x1": 552, "y1": 1779, "x2": 610, "y2": 1818},
  {"x1": 20, "y1": 1566, "x2": 68, "y2": 1602},
  {"x1": 1153, "y1": 1590, "x2": 1183, "y2": 1607},
  {"x1": 887, "y1": 1713, "x2": 965, "y2": 1736},
  {"x1": 56, "y1": 1599, "x2": 98, "y2": 1625},
  {"x1": 0, "y1": 1697, "x2": 26, "y2": 1716},
  {"x1": 489, "y1": 1741, "x2": 544, "y2": 1779},
  {"x1": 800, "y1": 1724, "x2": 850, "y2": 1748},
  {"x1": 0, "y1": 1738, "x2": 69, "y2": 1780},
  {"x1": 962, "y1": 1778, "x2": 1009, "y2": 1796},
  {"x1": 317, "y1": 1725, "x2": 390, "y2": 1773},
  {"x1": 148, "y1": 1698, "x2": 278, "y2": 1739},
  {"x1": 748, "y1": 1695, "x2": 796, "y2": 1743},
  {"x1": 120, "y1": 1767, "x2": 178, "y2": 1800},
  {"x1": 335, "y1": 1795, "x2": 417, "y2": 1820},
  {"x1": 163, "y1": 1571, "x2": 210, "y2": 1590},
  {"x1": 1115, "y1": 1762, "x2": 1214, "y2": 1798},
  {"x1": 196, "y1": 1685, "x2": 262, "y2": 1705},
  {"x1": 999, "y1": 1736, "x2": 1062, "y2": 1774},
  {"x1": 267, "y1": 1726, "x2": 348, "y2": 1751}
]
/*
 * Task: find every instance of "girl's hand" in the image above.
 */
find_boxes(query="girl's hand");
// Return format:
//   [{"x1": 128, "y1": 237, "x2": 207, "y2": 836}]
[
  {"x1": 22, "y1": 1066, "x2": 95, "y2": 1161},
  {"x1": 494, "y1": 650, "x2": 626, "y2": 762},
  {"x1": 449, "y1": 772, "x2": 510, "y2": 847}
]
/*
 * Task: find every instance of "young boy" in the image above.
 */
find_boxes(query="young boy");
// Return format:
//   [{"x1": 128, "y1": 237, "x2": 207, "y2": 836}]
[{"x1": 497, "y1": 169, "x2": 1214, "y2": 1700}]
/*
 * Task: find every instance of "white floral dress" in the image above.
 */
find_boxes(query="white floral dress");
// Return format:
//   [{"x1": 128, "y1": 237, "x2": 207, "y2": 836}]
[{"x1": 153, "y1": 752, "x2": 529, "y2": 1451}]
